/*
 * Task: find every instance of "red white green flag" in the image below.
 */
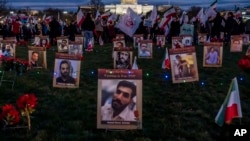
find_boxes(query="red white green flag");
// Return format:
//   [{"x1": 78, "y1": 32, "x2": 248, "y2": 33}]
[{"x1": 215, "y1": 77, "x2": 242, "y2": 126}]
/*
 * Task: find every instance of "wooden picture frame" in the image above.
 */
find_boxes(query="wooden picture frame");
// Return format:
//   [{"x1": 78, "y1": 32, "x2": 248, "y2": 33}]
[
  {"x1": 39, "y1": 36, "x2": 50, "y2": 48},
  {"x1": 138, "y1": 40, "x2": 153, "y2": 59},
  {"x1": 68, "y1": 42, "x2": 83, "y2": 56},
  {"x1": 242, "y1": 34, "x2": 249, "y2": 45},
  {"x1": 156, "y1": 35, "x2": 165, "y2": 47},
  {"x1": 203, "y1": 42, "x2": 223, "y2": 67},
  {"x1": 169, "y1": 47, "x2": 199, "y2": 83},
  {"x1": 115, "y1": 34, "x2": 125, "y2": 40},
  {"x1": 75, "y1": 35, "x2": 84, "y2": 44},
  {"x1": 57, "y1": 37, "x2": 69, "y2": 53},
  {"x1": 133, "y1": 34, "x2": 143, "y2": 49},
  {"x1": 230, "y1": 35, "x2": 243, "y2": 52},
  {"x1": 113, "y1": 38, "x2": 126, "y2": 48},
  {"x1": 181, "y1": 35, "x2": 193, "y2": 47},
  {"x1": 198, "y1": 33, "x2": 207, "y2": 45},
  {"x1": 28, "y1": 46, "x2": 47, "y2": 69},
  {"x1": 0, "y1": 40, "x2": 16, "y2": 58},
  {"x1": 113, "y1": 47, "x2": 133, "y2": 69},
  {"x1": 53, "y1": 53, "x2": 81, "y2": 88},
  {"x1": 97, "y1": 69, "x2": 142, "y2": 130},
  {"x1": 172, "y1": 36, "x2": 184, "y2": 49}
]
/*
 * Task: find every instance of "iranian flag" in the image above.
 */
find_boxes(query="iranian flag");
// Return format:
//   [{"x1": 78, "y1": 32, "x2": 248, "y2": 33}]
[
  {"x1": 210, "y1": 0, "x2": 217, "y2": 10},
  {"x1": 132, "y1": 56, "x2": 139, "y2": 70},
  {"x1": 159, "y1": 7, "x2": 176, "y2": 29},
  {"x1": 77, "y1": 10, "x2": 85, "y2": 27},
  {"x1": 162, "y1": 48, "x2": 170, "y2": 70},
  {"x1": 215, "y1": 77, "x2": 242, "y2": 126}
]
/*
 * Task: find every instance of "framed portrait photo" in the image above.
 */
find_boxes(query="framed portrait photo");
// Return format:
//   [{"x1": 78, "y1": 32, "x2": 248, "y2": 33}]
[
  {"x1": 138, "y1": 40, "x2": 153, "y2": 58},
  {"x1": 246, "y1": 46, "x2": 250, "y2": 56},
  {"x1": 114, "y1": 47, "x2": 133, "y2": 69},
  {"x1": 0, "y1": 40, "x2": 16, "y2": 58},
  {"x1": 97, "y1": 69, "x2": 143, "y2": 130},
  {"x1": 203, "y1": 42, "x2": 223, "y2": 67},
  {"x1": 39, "y1": 36, "x2": 50, "y2": 48},
  {"x1": 28, "y1": 46, "x2": 47, "y2": 69},
  {"x1": 115, "y1": 34, "x2": 125, "y2": 40},
  {"x1": 169, "y1": 47, "x2": 199, "y2": 84},
  {"x1": 53, "y1": 53, "x2": 82, "y2": 88},
  {"x1": 156, "y1": 35, "x2": 165, "y2": 48},
  {"x1": 75, "y1": 35, "x2": 84, "y2": 44},
  {"x1": 4, "y1": 37, "x2": 16, "y2": 42},
  {"x1": 230, "y1": 35, "x2": 243, "y2": 52},
  {"x1": 113, "y1": 38, "x2": 126, "y2": 48},
  {"x1": 181, "y1": 35, "x2": 193, "y2": 47},
  {"x1": 172, "y1": 36, "x2": 184, "y2": 49},
  {"x1": 57, "y1": 37, "x2": 69, "y2": 53},
  {"x1": 133, "y1": 34, "x2": 143, "y2": 49},
  {"x1": 242, "y1": 34, "x2": 249, "y2": 45},
  {"x1": 198, "y1": 33, "x2": 207, "y2": 45},
  {"x1": 68, "y1": 42, "x2": 83, "y2": 56}
]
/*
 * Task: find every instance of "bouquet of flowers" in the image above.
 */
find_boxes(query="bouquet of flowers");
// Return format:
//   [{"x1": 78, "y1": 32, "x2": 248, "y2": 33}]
[
  {"x1": 0, "y1": 55, "x2": 30, "y2": 74},
  {"x1": 238, "y1": 55, "x2": 250, "y2": 73},
  {"x1": 0, "y1": 93, "x2": 37, "y2": 130}
]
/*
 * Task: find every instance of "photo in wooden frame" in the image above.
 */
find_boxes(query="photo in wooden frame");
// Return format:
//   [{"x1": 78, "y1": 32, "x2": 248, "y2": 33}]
[
  {"x1": 156, "y1": 35, "x2": 165, "y2": 47},
  {"x1": 53, "y1": 53, "x2": 81, "y2": 88},
  {"x1": 181, "y1": 35, "x2": 193, "y2": 47},
  {"x1": 28, "y1": 46, "x2": 47, "y2": 69},
  {"x1": 133, "y1": 34, "x2": 143, "y2": 49},
  {"x1": 230, "y1": 35, "x2": 243, "y2": 52},
  {"x1": 97, "y1": 69, "x2": 142, "y2": 130},
  {"x1": 203, "y1": 42, "x2": 223, "y2": 67},
  {"x1": 0, "y1": 40, "x2": 16, "y2": 58},
  {"x1": 172, "y1": 36, "x2": 184, "y2": 49},
  {"x1": 242, "y1": 34, "x2": 249, "y2": 45},
  {"x1": 75, "y1": 35, "x2": 84, "y2": 44},
  {"x1": 57, "y1": 37, "x2": 69, "y2": 53},
  {"x1": 68, "y1": 42, "x2": 83, "y2": 56},
  {"x1": 114, "y1": 47, "x2": 133, "y2": 69},
  {"x1": 198, "y1": 33, "x2": 207, "y2": 45},
  {"x1": 138, "y1": 40, "x2": 153, "y2": 58},
  {"x1": 246, "y1": 46, "x2": 250, "y2": 56},
  {"x1": 169, "y1": 47, "x2": 199, "y2": 83},
  {"x1": 39, "y1": 36, "x2": 50, "y2": 48},
  {"x1": 115, "y1": 34, "x2": 125, "y2": 40}
]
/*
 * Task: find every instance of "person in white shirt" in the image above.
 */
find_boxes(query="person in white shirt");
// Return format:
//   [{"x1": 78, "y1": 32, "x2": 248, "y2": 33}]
[{"x1": 101, "y1": 80, "x2": 136, "y2": 121}]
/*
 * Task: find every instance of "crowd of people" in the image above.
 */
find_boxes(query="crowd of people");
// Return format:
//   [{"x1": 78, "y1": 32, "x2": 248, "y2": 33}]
[{"x1": 0, "y1": 9, "x2": 250, "y2": 49}]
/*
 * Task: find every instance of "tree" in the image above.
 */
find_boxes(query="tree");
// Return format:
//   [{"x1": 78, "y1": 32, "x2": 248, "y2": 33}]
[{"x1": 89, "y1": 0, "x2": 104, "y2": 11}]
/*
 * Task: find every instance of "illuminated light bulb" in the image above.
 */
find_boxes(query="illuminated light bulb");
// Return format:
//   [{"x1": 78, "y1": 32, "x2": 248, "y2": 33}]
[
  {"x1": 91, "y1": 71, "x2": 94, "y2": 74},
  {"x1": 146, "y1": 73, "x2": 149, "y2": 76},
  {"x1": 165, "y1": 75, "x2": 168, "y2": 79},
  {"x1": 109, "y1": 71, "x2": 112, "y2": 74},
  {"x1": 53, "y1": 72, "x2": 57, "y2": 76}
]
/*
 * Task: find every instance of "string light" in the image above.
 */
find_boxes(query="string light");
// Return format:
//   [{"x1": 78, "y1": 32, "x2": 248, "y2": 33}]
[
  {"x1": 146, "y1": 73, "x2": 149, "y2": 77},
  {"x1": 91, "y1": 71, "x2": 94, "y2": 75}
]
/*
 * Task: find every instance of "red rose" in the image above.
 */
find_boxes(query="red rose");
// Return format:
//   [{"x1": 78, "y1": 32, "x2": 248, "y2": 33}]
[
  {"x1": 0, "y1": 104, "x2": 20, "y2": 125},
  {"x1": 16, "y1": 94, "x2": 37, "y2": 113}
]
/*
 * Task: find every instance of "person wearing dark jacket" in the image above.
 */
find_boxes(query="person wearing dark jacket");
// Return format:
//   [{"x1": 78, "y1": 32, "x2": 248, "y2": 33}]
[
  {"x1": 225, "y1": 12, "x2": 238, "y2": 42},
  {"x1": 49, "y1": 17, "x2": 61, "y2": 45},
  {"x1": 211, "y1": 12, "x2": 225, "y2": 39},
  {"x1": 81, "y1": 13, "x2": 95, "y2": 49}
]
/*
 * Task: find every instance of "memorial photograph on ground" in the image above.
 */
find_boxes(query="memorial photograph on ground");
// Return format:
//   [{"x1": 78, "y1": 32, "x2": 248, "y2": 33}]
[
  {"x1": 169, "y1": 47, "x2": 199, "y2": 83},
  {"x1": 97, "y1": 69, "x2": 142, "y2": 130},
  {"x1": 28, "y1": 46, "x2": 47, "y2": 69},
  {"x1": 203, "y1": 42, "x2": 223, "y2": 67},
  {"x1": 53, "y1": 53, "x2": 81, "y2": 88}
]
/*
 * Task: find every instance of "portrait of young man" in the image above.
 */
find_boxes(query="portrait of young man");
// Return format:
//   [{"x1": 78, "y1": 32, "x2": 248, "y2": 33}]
[
  {"x1": 97, "y1": 69, "x2": 142, "y2": 129},
  {"x1": 53, "y1": 53, "x2": 81, "y2": 88},
  {"x1": 0, "y1": 42, "x2": 15, "y2": 58},
  {"x1": 57, "y1": 38, "x2": 69, "y2": 52},
  {"x1": 133, "y1": 35, "x2": 143, "y2": 49},
  {"x1": 203, "y1": 42, "x2": 223, "y2": 67},
  {"x1": 114, "y1": 51, "x2": 132, "y2": 69},
  {"x1": 230, "y1": 38, "x2": 242, "y2": 52},
  {"x1": 28, "y1": 47, "x2": 47, "y2": 69},
  {"x1": 138, "y1": 40, "x2": 152, "y2": 58}
]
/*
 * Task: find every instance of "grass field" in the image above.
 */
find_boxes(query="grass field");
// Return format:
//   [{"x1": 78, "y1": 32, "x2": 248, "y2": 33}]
[{"x1": 0, "y1": 40, "x2": 250, "y2": 141}]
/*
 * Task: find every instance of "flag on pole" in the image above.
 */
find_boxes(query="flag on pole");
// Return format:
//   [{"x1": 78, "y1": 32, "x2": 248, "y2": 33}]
[
  {"x1": 115, "y1": 7, "x2": 141, "y2": 37},
  {"x1": 162, "y1": 48, "x2": 170, "y2": 69},
  {"x1": 132, "y1": 56, "x2": 139, "y2": 70},
  {"x1": 159, "y1": 7, "x2": 176, "y2": 29},
  {"x1": 210, "y1": 0, "x2": 217, "y2": 9},
  {"x1": 101, "y1": 10, "x2": 111, "y2": 19},
  {"x1": 42, "y1": 14, "x2": 46, "y2": 21},
  {"x1": 95, "y1": 10, "x2": 100, "y2": 20},
  {"x1": 148, "y1": 6, "x2": 157, "y2": 26},
  {"x1": 87, "y1": 39, "x2": 93, "y2": 52},
  {"x1": 215, "y1": 77, "x2": 242, "y2": 127},
  {"x1": 77, "y1": 10, "x2": 85, "y2": 27}
]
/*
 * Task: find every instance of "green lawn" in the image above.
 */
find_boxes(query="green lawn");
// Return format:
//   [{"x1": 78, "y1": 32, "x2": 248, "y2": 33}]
[{"x1": 0, "y1": 40, "x2": 250, "y2": 141}]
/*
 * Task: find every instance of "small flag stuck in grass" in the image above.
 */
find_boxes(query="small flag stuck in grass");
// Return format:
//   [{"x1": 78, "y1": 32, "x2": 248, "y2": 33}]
[
  {"x1": 215, "y1": 77, "x2": 242, "y2": 127},
  {"x1": 132, "y1": 56, "x2": 138, "y2": 70},
  {"x1": 162, "y1": 48, "x2": 170, "y2": 70}
]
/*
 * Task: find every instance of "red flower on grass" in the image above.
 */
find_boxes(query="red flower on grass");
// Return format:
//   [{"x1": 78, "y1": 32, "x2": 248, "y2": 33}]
[
  {"x1": 238, "y1": 56, "x2": 250, "y2": 71},
  {"x1": 0, "y1": 104, "x2": 20, "y2": 125},
  {"x1": 16, "y1": 94, "x2": 37, "y2": 114}
]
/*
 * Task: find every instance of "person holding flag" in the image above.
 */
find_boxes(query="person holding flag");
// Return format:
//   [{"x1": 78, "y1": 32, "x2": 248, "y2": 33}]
[{"x1": 81, "y1": 13, "x2": 95, "y2": 50}]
